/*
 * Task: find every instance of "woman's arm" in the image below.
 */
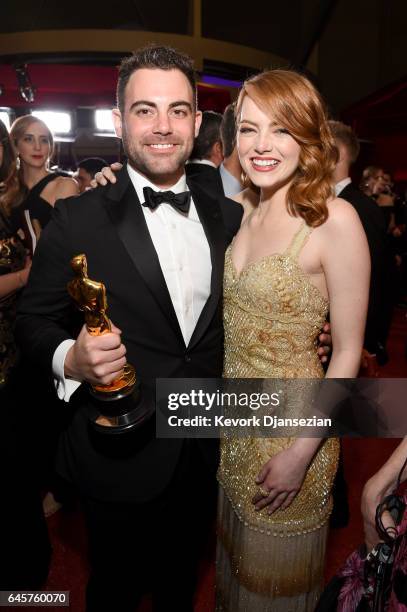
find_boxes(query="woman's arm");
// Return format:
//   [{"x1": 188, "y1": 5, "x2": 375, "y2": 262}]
[
  {"x1": 361, "y1": 438, "x2": 407, "y2": 550},
  {"x1": 321, "y1": 198, "x2": 370, "y2": 378},
  {"x1": 0, "y1": 256, "x2": 31, "y2": 299},
  {"x1": 288, "y1": 200, "x2": 370, "y2": 459},
  {"x1": 254, "y1": 199, "x2": 371, "y2": 513}
]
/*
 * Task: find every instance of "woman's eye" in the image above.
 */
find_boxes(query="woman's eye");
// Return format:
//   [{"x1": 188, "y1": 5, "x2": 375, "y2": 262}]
[
  {"x1": 276, "y1": 128, "x2": 290, "y2": 135},
  {"x1": 239, "y1": 127, "x2": 254, "y2": 134}
]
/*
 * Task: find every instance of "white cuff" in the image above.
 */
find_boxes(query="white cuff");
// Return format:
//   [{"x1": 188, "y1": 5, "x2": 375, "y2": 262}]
[{"x1": 52, "y1": 339, "x2": 82, "y2": 402}]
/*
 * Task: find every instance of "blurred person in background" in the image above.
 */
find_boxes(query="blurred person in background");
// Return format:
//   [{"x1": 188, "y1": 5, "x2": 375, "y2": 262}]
[
  {"x1": 10, "y1": 115, "x2": 78, "y2": 247},
  {"x1": 330, "y1": 121, "x2": 388, "y2": 366},
  {"x1": 219, "y1": 102, "x2": 244, "y2": 198},
  {"x1": 75, "y1": 157, "x2": 108, "y2": 193},
  {"x1": 0, "y1": 118, "x2": 51, "y2": 589},
  {"x1": 10, "y1": 115, "x2": 79, "y2": 517},
  {"x1": 186, "y1": 109, "x2": 224, "y2": 196}
]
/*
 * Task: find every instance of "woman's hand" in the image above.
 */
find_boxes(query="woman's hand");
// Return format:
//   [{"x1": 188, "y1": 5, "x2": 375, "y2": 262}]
[
  {"x1": 90, "y1": 162, "x2": 123, "y2": 188},
  {"x1": 361, "y1": 475, "x2": 395, "y2": 551},
  {"x1": 252, "y1": 446, "x2": 310, "y2": 514},
  {"x1": 317, "y1": 321, "x2": 332, "y2": 364}
]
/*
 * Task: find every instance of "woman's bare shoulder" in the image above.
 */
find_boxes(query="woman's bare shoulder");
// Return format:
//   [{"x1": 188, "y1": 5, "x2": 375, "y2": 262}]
[
  {"x1": 53, "y1": 175, "x2": 79, "y2": 198},
  {"x1": 325, "y1": 196, "x2": 360, "y2": 226},
  {"x1": 314, "y1": 197, "x2": 364, "y2": 245}
]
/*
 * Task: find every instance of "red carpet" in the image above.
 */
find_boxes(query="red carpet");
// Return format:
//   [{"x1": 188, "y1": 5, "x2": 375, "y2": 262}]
[{"x1": 37, "y1": 309, "x2": 407, "y2": 611}]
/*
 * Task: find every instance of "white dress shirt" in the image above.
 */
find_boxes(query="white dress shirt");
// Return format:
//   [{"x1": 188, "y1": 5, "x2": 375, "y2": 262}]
[
  {"x1": 219, "y1": 163, "x2": 242, "y2": 198},
  {"x1": 335, "y1": 177, "x2": 352, "y2": 196},
  {"x1": 53, "y1": 164, "x2": 212, "y2": 401}
]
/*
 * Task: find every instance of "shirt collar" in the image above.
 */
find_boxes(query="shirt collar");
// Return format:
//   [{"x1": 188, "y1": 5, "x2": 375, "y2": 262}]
[
  {"x1": 126, "y1": 163, "x2": 188, "y2": 204},
  {"x1": 188, "y1": 158, "x2": 217, "y2": 169},
  {"x1": 335, "y1": 177, "x2": 352, "y2": 196}
]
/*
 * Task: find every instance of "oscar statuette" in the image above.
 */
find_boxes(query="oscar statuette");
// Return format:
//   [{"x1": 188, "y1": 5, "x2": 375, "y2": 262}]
[{"x1": 67, "y1": 254, "x2": 152, "y2": 433}]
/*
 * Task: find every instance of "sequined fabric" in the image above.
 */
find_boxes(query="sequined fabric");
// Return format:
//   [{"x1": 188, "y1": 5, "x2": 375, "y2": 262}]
[
  {"x1": 0, "y1": 212, "x2": 26, "y2": 388},
  {"x1": 216, "y1": 222, "x2": 339, "y2": 609}
]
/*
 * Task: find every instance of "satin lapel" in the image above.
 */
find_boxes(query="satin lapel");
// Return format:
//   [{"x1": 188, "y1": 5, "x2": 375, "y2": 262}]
[
  {"x1": 104, "y1": 169, "x2": 184, "y2": 343},
  {"x1": 187, "y1": 177, "x2": 227, "y2": 349}
]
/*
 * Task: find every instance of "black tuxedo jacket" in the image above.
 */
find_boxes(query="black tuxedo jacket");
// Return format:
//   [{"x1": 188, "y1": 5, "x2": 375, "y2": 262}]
[
  {"x1": 185, "y1": 162, "x2": 225, "y2": 198},
  {"x1": 338, "y1": 183, "x2": 387, "y2": 352},
  {"x1": 16, "y1": 167, "x2": 242, "y2": 503}
]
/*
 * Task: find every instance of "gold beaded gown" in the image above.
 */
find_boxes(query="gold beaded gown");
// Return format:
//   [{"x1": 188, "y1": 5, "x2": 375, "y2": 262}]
[{"x1": 216, "y1": 222, "x2": 339, "y2": 611}]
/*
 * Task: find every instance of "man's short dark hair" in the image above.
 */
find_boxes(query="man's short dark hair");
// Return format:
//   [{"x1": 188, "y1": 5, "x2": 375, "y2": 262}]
[
  {"x1": 190, "y1": 110, "x2": 222, "y2": 160},
  {"x1": 117, "y1": 45, "x2": 197, "y2": 113},
  {"x1": 220, "y1": 102, "x2": 237, "y2": 158},
  {"x1": 328, "y1": 120, "x2": 360, "y2": 164},
  {"x1": 77, "y1": 157, "x2": 108, "y2": 178}
]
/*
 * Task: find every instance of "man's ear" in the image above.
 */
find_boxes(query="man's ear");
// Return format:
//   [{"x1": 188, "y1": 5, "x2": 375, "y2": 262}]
[
  {"x1": 194, "y1": 110, "x2": 202, "y2": 138},
  {"x1": 210, "y1": 141, "x2": 224, "y2": 166},
  {"x1": 112, "y1": 108, "x2": 123, "y2": 138}
]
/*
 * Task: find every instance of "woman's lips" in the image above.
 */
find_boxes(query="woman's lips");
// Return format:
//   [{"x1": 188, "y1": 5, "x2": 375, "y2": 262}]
[{"x1": 251, "y1": 157, "x2": 280, "y2": 172}]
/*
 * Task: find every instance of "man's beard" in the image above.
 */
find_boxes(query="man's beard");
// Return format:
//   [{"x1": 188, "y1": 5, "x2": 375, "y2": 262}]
[{"x1": 122, "y1": 127, "x2": 192, "y2": 184}]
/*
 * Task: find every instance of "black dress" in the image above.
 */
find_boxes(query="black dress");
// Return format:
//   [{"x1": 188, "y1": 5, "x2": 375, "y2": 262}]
[
  {"x1": 0, "y1": 206, "x2": 27, "y2": 387},
  {"x1": 19, "y1": 173, "x2": 74, "y2": 495},
  {"x1": 0, "y1": 204, "x2": 51, "y2": 588},
  {"x1": 24, "y1": 173, "x2": 59, "y2": 229}
]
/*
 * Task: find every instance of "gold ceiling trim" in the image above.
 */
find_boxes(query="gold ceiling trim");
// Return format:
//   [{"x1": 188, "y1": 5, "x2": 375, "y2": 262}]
[{"x1": 0, "y1": 30, "x2": 287, "y2": 72}]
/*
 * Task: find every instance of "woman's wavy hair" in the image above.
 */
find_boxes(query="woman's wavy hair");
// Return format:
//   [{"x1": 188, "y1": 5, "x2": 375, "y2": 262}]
[
  {"x1": 0, "y1": 119, "x2": 23, "y2": 216},
  {"x1": 236, "y1": 69, "x2": 338, "y2": 227}
]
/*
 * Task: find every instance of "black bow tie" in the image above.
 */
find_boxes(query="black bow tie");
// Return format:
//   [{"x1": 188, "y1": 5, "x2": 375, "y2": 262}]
[{"x1": 142, "y1": 186, "x2": 191, "y2": 214}]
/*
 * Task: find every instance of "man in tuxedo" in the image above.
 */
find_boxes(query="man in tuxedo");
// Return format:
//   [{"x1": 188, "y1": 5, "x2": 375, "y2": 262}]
[
  {"x1": 329, "y1": 121, "x2": 388, "y2": 529},
  {"x1": 185, "y1": 109, "x2": 225, "y2": 197},
  {"x1": 17, "y1": 46, "x2": 331, "y2": 611},
  {"x1": 17, "y1": 45, "x2": 242, "y2": 612},
  {"x1": 75, "y1": 157, "x2": 108, "y2": 193},
  {"x1": 329, "y1": 121, "x2": 388, "y2": 361}
]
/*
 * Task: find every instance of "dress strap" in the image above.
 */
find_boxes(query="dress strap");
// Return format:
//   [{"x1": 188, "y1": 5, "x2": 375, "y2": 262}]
[
  {"x1": 28, "y1": 173, "x2": 59, "y2": 198},
  {"x1": 285, "y1": 221, "x2": 312, "y2": 260}
]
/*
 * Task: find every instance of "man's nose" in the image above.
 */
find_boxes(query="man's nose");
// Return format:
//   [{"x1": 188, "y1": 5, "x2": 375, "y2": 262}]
[{"x1": 152, "y1": 111, "x2": 172, "y2": 135}]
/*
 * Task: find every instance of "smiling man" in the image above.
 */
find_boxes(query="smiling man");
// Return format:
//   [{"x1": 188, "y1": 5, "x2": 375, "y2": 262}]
[{"x1": 16, "y1": 45, "x2": 243, "y2": 611}]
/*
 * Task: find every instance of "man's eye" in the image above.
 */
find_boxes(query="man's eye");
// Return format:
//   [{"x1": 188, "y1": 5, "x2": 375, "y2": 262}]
[
  {"x1": 172, "y1": 108, "x2": 187, "y2": 117},
  {"x1": 137, "y1": 108, "x2": 152, "y2": 116}
]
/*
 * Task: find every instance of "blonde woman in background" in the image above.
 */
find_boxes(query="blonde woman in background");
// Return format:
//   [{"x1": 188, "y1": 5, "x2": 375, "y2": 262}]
[{"x1": 10, "y1": 115, "x2": 78, "y2": 249}]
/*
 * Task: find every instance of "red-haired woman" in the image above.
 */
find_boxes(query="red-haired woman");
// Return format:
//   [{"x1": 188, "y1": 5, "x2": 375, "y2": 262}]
[{"x1": 216, "y1": 70, "x2": 370, "y2": 611}]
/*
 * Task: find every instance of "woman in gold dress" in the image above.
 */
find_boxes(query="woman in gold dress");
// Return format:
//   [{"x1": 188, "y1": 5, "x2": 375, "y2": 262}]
[{"x1": 216, "y1": 70, "x2": 370, "y2": 611}]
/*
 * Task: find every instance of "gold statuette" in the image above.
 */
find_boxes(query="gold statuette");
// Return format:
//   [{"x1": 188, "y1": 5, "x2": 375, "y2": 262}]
[{"x1": 67, "y1": 254, "x2": 136, "y2": 400}]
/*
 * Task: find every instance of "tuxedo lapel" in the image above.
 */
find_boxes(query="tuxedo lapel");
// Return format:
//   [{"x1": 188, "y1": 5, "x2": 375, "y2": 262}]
[
  {"x1": 103, "y1": 168, "x2": 184, "y2": 342},
  {"x1": 187, "y1": 177, "x2": 227, "y2": 349}
]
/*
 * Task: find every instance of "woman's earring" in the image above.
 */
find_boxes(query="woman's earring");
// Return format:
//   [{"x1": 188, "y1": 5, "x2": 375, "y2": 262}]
[{"x1": 15, "y1": 155, "x2": 20, "y2": 170}]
